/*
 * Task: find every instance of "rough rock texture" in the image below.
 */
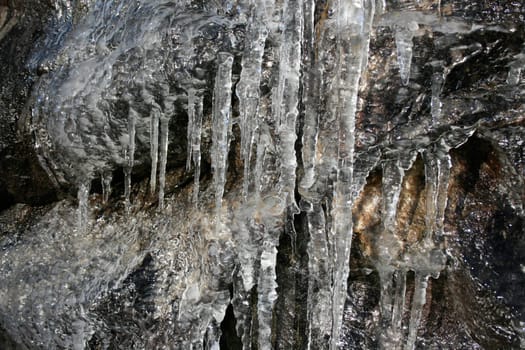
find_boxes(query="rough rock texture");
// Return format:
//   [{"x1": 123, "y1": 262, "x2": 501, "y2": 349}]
[{"x1": 0, "y1": 0, "x2": 524, "y2": 349}]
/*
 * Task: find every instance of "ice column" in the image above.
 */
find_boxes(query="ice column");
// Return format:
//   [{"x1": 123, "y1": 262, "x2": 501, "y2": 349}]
[
  {"x1": 236, "y1": 0, "x2": 272, "y2": 198},
  {"x1": 395, "y1": 21, "x2": 418, "y2": 85},
  {"x1": 211, "y1": 52, "x2": 234, "y2": 222}
]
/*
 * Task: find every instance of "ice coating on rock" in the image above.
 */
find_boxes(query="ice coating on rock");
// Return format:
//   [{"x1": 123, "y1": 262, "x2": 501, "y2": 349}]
[
  {"x1": 10, "y1": 0, "x2": 524, "y2": 348},
  {"x1": 211, "y1": 52, "x2": 234, "y2": 222}
]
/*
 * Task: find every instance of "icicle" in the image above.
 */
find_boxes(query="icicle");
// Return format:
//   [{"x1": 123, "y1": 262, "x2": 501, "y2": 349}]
[
  {"x1": 211, "y1": 52, "x2": 234, "y2": 223},
  {"x1": 391, "y1": 269, "x2": 407, "y2": 349},
  {"x1": 101, "y1": 171, "x2": 112, "y2": 203},
  {"x1": 395, "y1": 21, "x2": 418, "y2": 85},
  {"x1": 257, "y1": 241, "x2": 278, "y2": 350},
  {"x1": 430, "y1": 61, "x2": 444, "y2": 126},
  {"x1": 306, "y1": 203, "x2": 332, "y2": 349},
  {"x1": 376, "y1": 157, "x2": 413, "y2": 349},
  {"x1": 124, "y1": 106, "x2": 137, "y2": 210},
  {"x1": 123, "y1": 165, "x2": 132, "y2": 213},
  {"x1": 299, "y1": 0, "x2": 319, "y2": 196},
  {"x1": 185, "y1": 89, "x2": 204, "y2": 205},
  {"x1": 301, "y1": 0, "x2": 375, "y2": 347},
  {"x1": 236, "y1": 1, "x2": 271, "y2": 199},
  {"x1": 186, "y1": 89, "x2": 196, "y2": 172},
  {"x1": 423, "y1": 142, "x2": 451, "y2": 242},
  {"x1": 158, "y1": 115, "x2": 169, "y2": 210},
  {"x1": 254, "y1": 124, "x2": 271, "y2": 201},
  {"x1": 192, "y1": 94, "x2": 203, "y2": 206},
  {"x1": 330, "y1": 2, "x2": 376, "y2": 348},
  {"x1": 150, "y1": 106, "x2": 160, "y2": 194},
  {"x1": 405, "y1": 273, "x2": 429, "y2": 350},
  {"x1": 77, "y1": 181, "x2": 91, "y2": 232},
  {"x1": 274, "y1": 0, "x2": 303, "y2": 212}
]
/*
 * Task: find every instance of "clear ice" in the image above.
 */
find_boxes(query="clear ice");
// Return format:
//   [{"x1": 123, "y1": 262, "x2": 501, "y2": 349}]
[
  {"x1": 211, "y1": 52, "x2": 234, "y2": 222},
  {"x1": 15, "y1": 0, "x2": 518, "y2": 348}
]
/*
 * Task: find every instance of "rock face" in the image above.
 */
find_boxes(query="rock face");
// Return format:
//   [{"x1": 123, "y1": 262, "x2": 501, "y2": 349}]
[{"x1": 0, "y1": 0, "x2": 524, "y2": 349}]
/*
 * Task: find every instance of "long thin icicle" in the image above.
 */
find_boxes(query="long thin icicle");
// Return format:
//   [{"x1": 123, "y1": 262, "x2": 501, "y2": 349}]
[
  {"x1": 150, "y1": 106, "x2": 160, "y2": 194},
  {"x1": 124, "y1": 105, "x2": 137, "y2": 211},
  {"x1": 158, "y1": 114, "x2": 169, "y2": 210},
  {"x1": 186, "y1": 88, "x2": 196, "y2": 172},
  {"x1": 236, "y1": 0, "x2": 271, "y2": 198},
  {"x1": 211, "y1": 52, "x2": 234, "y2": 223},
  {"x1": 192, "y1": 93, "x2": 203, "y2": 206},
  {"x1": 299, "y1": 0, "x2": 318, "y2": 196},
  {"x1": 159, "y1": 91, "x2": 176, "y2": 209}
]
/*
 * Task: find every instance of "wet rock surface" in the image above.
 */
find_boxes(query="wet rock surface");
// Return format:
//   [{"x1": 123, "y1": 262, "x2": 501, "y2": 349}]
[{"x1": 0, "y1": 0, "x2": 524, "y2": 349}]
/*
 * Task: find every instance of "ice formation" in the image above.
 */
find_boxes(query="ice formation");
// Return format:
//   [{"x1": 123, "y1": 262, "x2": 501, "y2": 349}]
[{"x1": 2, "y1": 0, "x2": 519, "y2": 348}]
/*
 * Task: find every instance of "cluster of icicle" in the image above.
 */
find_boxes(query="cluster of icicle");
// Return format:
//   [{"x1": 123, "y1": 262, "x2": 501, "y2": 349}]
[{"x1": 35, "y1": 0, "x2": 497, "y2": 348}]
